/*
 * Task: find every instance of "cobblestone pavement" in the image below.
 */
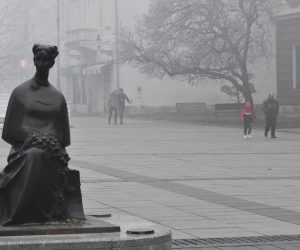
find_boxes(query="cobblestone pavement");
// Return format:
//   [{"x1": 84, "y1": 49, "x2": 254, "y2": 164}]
[{"x1": 1, "y1": 116, "x2": 300, "y2": 249}]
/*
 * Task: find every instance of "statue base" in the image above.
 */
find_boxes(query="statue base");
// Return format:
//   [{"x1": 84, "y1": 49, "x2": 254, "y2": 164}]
[
  {"x1": 0, "y1": 216, "x2": 172, "y2": 250},
  {"x1": 0, "y1": 216, "x2": 120, "y2": 236}
]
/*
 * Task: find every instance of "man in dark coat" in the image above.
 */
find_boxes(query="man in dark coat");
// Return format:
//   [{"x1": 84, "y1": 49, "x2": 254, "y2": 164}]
[
  {"x1": 107, "y1": 90, "x2": 118, "y2": 125},
  {"x1": 263, "y1": 92, "x2": 279, "y2": 138},
  {"x1": 117, "y1": 88, "x2": 130, "y2": 125}
]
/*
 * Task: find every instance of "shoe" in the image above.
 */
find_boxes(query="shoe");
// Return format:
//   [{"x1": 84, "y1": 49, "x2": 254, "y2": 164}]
[
  {"x1": 247, "y1": 134, "x2": 252, "y2": 138},
  {"x1": 244, "y1": 135, "x2": 247, "y2": 139},
  {"x1": 271, "y1": 135, "x2": 277, "y2": 138}
]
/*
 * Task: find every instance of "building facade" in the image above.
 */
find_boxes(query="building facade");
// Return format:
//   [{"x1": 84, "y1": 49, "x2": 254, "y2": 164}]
[
  {"x1": 276, "y1": 2, "x2": 300, "y2": 112},
  {"x1": 25, "y1": 0, "x2": 117, "y2": 115}
]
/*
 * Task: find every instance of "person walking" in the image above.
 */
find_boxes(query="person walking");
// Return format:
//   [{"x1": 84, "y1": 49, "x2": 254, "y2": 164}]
[
  {"x1": 263, "y1": 92, "x2": 279, "y2": 138},
  {"x1": 107, "y1": 90, "x2": 118, "y2": 125},
  {"x1": 240, "y1": 102, "x2": 255, "y2": 139},
  {"x1": 117, "y1": 88, "x2": 130, "y2": 125}
]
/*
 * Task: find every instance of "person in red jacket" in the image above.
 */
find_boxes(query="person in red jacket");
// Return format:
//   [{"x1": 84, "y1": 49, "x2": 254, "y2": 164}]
[{"x1": 240, "y1": 102, "x2": 255, "y2": 139}]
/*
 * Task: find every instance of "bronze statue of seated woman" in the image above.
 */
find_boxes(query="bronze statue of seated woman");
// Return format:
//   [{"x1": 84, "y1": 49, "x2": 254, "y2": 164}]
[{"x1": 0, "y1": 44, "x2": 85, "y2": 226}]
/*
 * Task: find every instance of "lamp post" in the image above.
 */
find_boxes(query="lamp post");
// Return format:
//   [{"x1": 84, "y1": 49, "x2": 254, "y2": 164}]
[
  {"x1": 95, "y1": 34, "x2": 110, "y2": 113},
  {"x1": 96, "y1": 34, "x2": 102, "y2": 62},
  {"x1": 114, "y1": 0, "x2": 120, "y2": 90},
  {"x1": 56, "y1": 0, "x2": 61, "y2": 91}
]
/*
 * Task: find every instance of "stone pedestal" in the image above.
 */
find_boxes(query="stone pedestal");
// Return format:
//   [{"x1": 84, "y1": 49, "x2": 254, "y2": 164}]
[
  {"x1": 0, "y1": 216, "x2": 172, "y2": 250},
  {"x1": 0, "y1": 216, "x2": 120, "y2": 236}
]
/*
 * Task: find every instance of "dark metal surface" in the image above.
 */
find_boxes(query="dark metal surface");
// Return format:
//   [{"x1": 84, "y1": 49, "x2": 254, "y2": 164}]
[
  {"x1": 127, "y1": 229, "x2": 155, "y2": 235},
  {"x1": 0, "y1": 44, "x2": 85, "y2": 226}
]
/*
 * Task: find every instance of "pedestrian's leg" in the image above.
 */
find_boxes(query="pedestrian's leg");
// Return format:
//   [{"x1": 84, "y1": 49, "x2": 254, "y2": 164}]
[
  {"x1": 248, "y1": 122, "x2": 252, "y2": 138},
  {"x1": 265, "y1": 117, "x2": 270, "y2": 137},
  {"x1": 119, "y1": 107, "x2": 124, "y2": 124},
  {"x1": 248, "y1": 121, "x2": 252, "y2": 134},
  {"x1": 271, "y1": 117, "x2": 277, "y2": 138},
  {"x1": 120, "y1": 112, "x2": 123, "y2": 124},
  {"x1": 114, "y1": 108, "x2": 118, "y2": 124},
  {"x1": 108, "y1": 107, "x2": 113, "y2": 124},
  {"x1": 244, "y1": 122, "x2": 247, "y2": 136}
]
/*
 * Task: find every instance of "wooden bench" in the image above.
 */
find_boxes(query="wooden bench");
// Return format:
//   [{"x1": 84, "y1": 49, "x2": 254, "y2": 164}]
[
  {"x1": 214, "y1": 103, "x2": 243, "y2": 117},
  {"x1": 176, "y1": 102, "x2": 207, "y2": 114}
]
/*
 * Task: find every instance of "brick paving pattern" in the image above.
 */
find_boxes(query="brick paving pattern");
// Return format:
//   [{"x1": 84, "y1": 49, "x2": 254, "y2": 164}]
[{"x1": 1, "y1": 117, "x2": 300, "y2": 249}]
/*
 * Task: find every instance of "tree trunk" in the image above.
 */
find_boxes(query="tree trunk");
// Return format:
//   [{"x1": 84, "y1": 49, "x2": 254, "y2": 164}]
[{"x1": 242, "y1": 83, "x2": 253, "y2": 105}]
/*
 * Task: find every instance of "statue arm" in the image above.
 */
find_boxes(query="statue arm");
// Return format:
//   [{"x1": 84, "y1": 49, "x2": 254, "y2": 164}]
[
  {"x1": 60, "y1": 96, "x2": 71, "y2": 147},
  {"x1": 2, "y1": 90, "x2": 22, "y2": 145}
]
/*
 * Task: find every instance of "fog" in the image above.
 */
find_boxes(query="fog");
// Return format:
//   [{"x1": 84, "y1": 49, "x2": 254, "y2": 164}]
[
  {"x1": 0, "y1": 1, "x2": 300, "y2": 245},
  {"x1": 0, "y1": 0, "x2": 281, "y2": 112},
  {"x1": 118, "y1": 0, "x2": 276, "y2": 107}
]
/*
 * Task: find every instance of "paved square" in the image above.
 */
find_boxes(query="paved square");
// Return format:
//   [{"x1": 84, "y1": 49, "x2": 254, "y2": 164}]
[{"x1": 1, "y1": 116, "x2": 300, "y2": 244}]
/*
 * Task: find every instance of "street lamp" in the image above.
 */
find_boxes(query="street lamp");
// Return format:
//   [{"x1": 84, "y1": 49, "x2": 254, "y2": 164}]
[
  {"x1": 96, "y1": 34, "x2": 102, "y2": 62},
  {"x1": 95, "y1": 34, "x2": 109, "y2": 113},
  {"x1": 96, "y1": 34, "x2": 102, "y2": 50},
  {"x1": 56, "y1": 0, "x2": 61, "y2": 91},
  {"x1": 20, "y1": 60, "x2": 28, "y2": 69},
  {"x1": 95, "y1": 34, "x2": 114, "y2": 63},
  {"x1": 114, "y1": 0, "x2": 120, "y2": 90}
]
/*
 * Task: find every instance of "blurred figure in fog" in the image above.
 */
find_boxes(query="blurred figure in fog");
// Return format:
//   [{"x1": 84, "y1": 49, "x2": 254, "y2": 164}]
[
  {"x1": 107, "y1": 90, "x2": 118, "y2": 125},
  {"x1": 263, "y1": 92, "x2": 279, "y2": 138},
  {"x1": 240, "y1": 102, "x2": 255, "y2": 139},
  {"x1": 117, "y1": 88, "x2": 130, "y2": 125}
]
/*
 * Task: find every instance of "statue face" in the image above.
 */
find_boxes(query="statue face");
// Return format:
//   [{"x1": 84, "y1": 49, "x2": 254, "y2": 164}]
[{"x1": 34, "y1": 50, "x2": 53, "y2": 73}]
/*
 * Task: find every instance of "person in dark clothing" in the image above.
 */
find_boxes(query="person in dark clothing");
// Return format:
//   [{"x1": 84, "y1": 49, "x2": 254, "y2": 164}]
[
  {"x1": 240, "y1": 102, "x2": 255, "y2": 139},
  {"x1": 117, "y1": 88, "x2": 130, "y2": 125},
  {"x1": 263, "y1": 92, "x2": 279, "y2": 138},
  {"x1": 107, "y1": 90, "x2": 118, "y2": 125}
]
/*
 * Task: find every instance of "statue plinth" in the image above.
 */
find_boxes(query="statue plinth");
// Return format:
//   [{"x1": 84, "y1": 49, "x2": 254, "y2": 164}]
[
  {"x1": 0, "y1": 216, "x2": 172, "y2": 250},
  {"x1": 0, "y1": 216, "x2": 120, "y2": 236}
]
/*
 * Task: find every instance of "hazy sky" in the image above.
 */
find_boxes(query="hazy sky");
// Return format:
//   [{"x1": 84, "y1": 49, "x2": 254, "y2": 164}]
[{"x1": 119, "y1": 0, "x2": 150, "y2": 26}]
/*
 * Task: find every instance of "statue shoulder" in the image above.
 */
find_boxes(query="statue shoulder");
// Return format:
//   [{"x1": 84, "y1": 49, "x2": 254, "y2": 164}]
[
  {"x1": 10, "y1": 80, "x2": 33, "y2": 99},
  {"x1": 48, "y1": 84, "x2": 67, "y2": 103}
]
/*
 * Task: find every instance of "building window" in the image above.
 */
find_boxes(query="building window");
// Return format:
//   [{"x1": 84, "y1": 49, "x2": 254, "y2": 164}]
[{"x1": 293, "y1": 45, "x2": 300, "y2": 89}]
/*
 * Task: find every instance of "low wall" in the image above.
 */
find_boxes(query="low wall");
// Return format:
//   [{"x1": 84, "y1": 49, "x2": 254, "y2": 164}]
[{"x1": 127, "y1": 105, "x2": 300, "y2": 128}]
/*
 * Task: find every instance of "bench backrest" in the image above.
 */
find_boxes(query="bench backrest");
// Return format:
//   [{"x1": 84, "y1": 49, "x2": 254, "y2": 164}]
[
  {"x1": 215, "y1": 103, "x2": 243, "y2": 111},
  {"x1": 176, "y1": 102, "x2": 207, "y2": 111}
]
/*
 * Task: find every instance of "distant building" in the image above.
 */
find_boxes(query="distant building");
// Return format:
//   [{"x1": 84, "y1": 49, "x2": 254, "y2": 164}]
[
  {"x1": 25, "y1": 0, "x2": 117, "y2": 115},
  {"x1": 0, "y1": 0, "x2": 33, "y2": 94},
  {"x1": 61, "y1": 0, "x2": 116, "y2": 115},
  {"x1": 276, "y1": 2, "x2": 300, "y2": 112}
]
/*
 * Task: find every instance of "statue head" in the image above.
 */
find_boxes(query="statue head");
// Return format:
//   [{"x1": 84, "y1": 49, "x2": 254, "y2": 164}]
[{"x1": 32, "y1": 44, "x2": 59, "y2": 73}]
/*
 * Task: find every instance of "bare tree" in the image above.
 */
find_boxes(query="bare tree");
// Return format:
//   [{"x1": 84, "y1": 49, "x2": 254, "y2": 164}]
[
  {"x1": 221, "y1": 82, "x2": 256, "y2": 104},
  {"x1": 0, "y1": 1, "x2": 28, "y2": 83},
  {"x1": 120, "y1": 0, "x2": 278, "y2": 104},
  {"x1": 285, "y1": 0, "x2": 299, "y2": 8}
]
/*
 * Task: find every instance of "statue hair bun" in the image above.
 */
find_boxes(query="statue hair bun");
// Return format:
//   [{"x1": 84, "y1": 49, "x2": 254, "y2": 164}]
[{"x1": 32, "y1": 44, "x2": 59, "y2": 59}]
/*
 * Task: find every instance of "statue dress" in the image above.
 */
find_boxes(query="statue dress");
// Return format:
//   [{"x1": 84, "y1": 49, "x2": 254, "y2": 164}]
[{"x1": 0, "y1": 79, "x2": 85, "y2": 226}]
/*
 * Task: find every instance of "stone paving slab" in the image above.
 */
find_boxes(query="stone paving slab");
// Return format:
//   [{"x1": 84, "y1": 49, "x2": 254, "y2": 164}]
[
  {"x1": 1, "y1": 117, "x2": 300, "y2": 249},
  {"x1": 63, "y1": 117, "x2": 300, "y2": 240}
]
